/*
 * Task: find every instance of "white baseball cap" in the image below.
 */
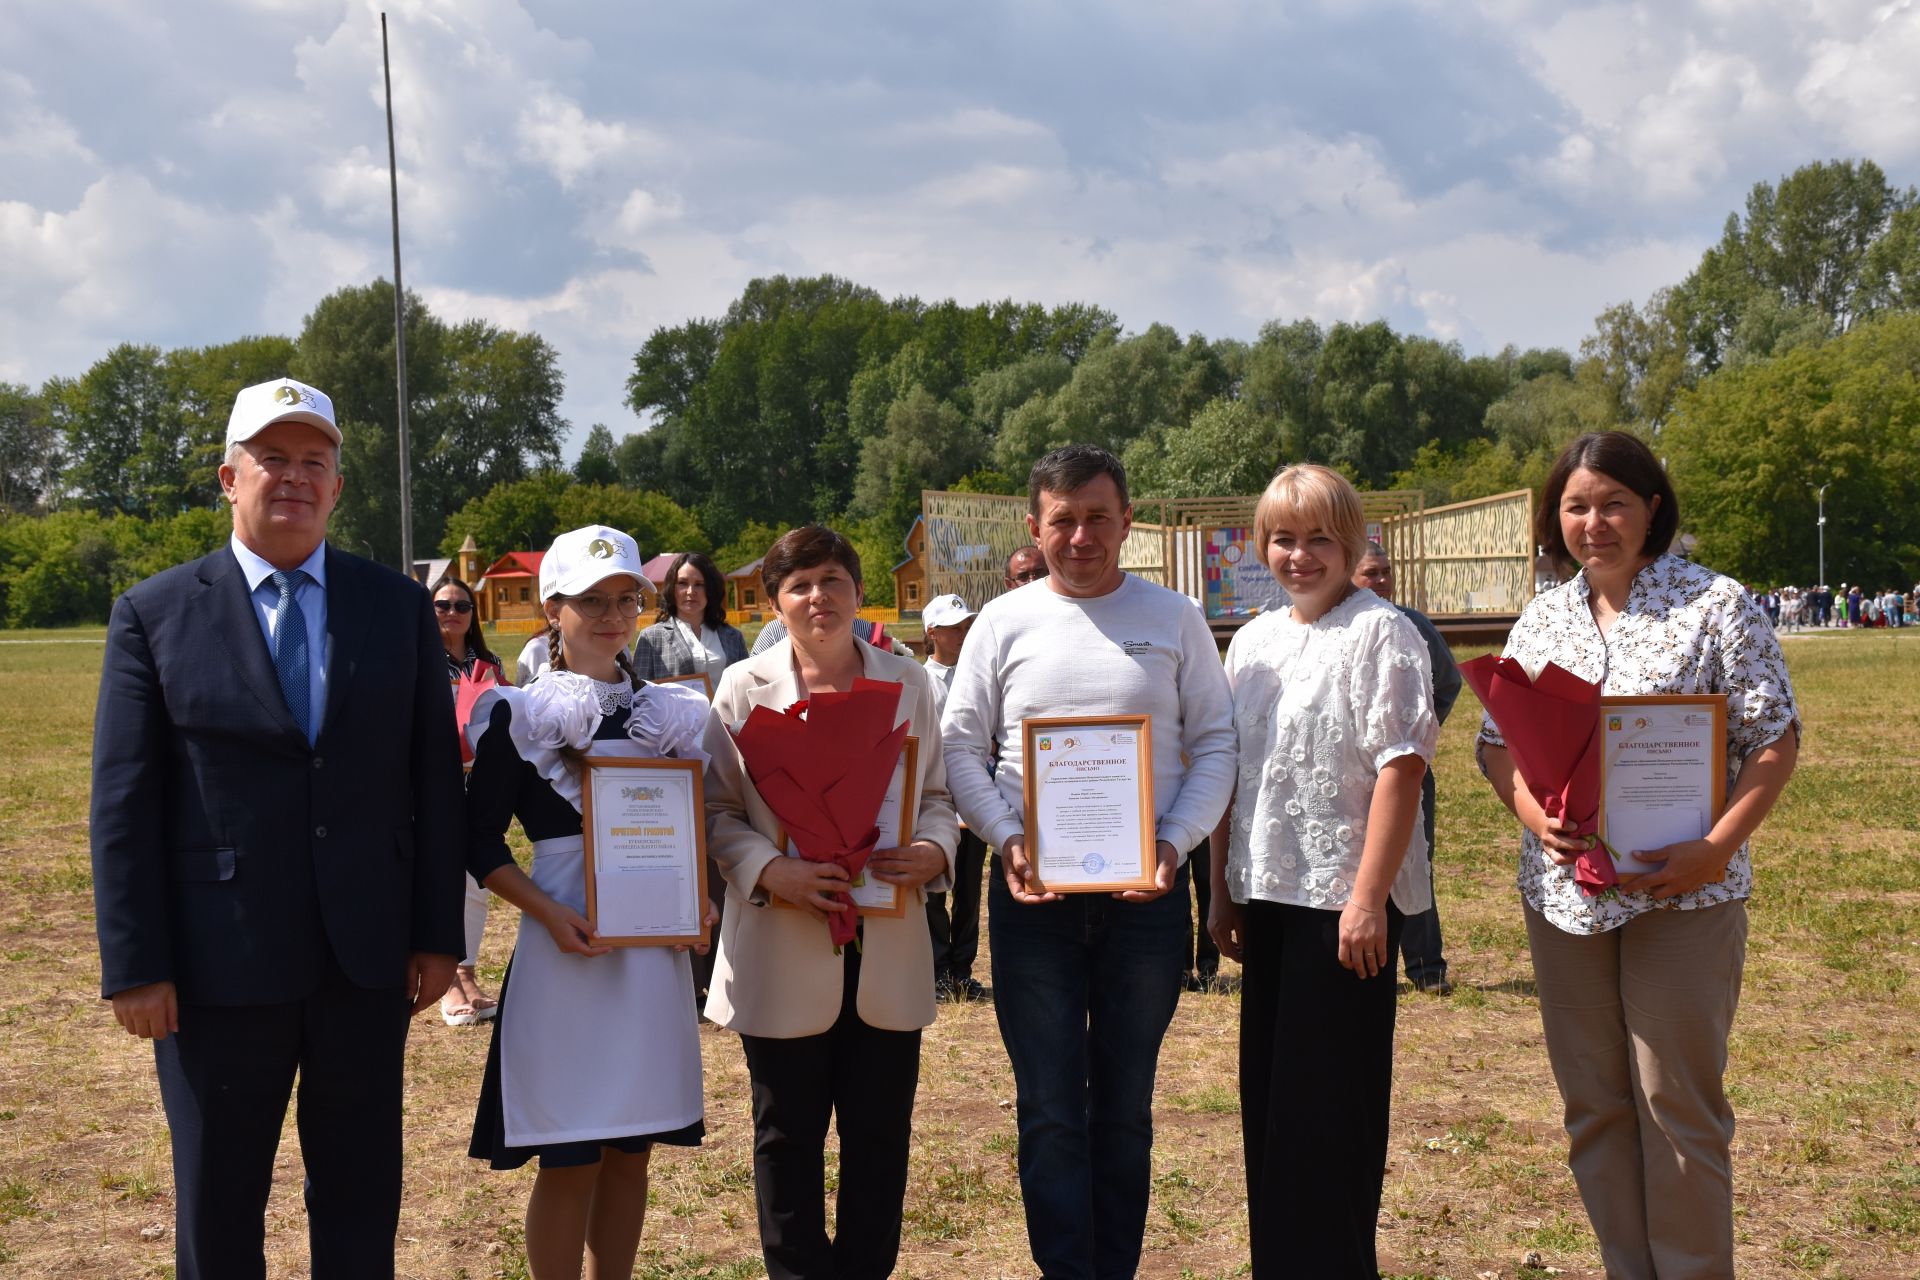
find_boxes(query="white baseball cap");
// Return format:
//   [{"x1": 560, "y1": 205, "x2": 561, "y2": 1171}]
[
  {"x1": 544, "y1": 525, "x2": 644, "y2": 600},
  {"x1": 923, "y1": 593, "x2": 974, "y2": 629},
  {"x1": 226, "y1": 377, "x2": 341, "y2": 449}
]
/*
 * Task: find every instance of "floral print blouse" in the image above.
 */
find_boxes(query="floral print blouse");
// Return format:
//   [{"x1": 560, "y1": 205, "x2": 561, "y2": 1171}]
[
  {"x1": 1477, "y1": 554, "x2": 1799, "y2": 935},
  {"x1": 1224, "y1": 590, "x2": 1440, "y2": 913}
]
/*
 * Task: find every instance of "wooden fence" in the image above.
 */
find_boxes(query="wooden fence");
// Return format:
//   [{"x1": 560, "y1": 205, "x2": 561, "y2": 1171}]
[{"x1": 922, "y1": 487, "x2": 1534, "y2": 616}]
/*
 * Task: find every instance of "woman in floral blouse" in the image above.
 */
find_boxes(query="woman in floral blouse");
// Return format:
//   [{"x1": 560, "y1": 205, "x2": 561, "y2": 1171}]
[
  {"x1": 1477, "y1": 431, "x2": 1799, "y2": 1280},
  {"x1": 1207, "y1": 464, "x2": 1438, "y2": 1278}
]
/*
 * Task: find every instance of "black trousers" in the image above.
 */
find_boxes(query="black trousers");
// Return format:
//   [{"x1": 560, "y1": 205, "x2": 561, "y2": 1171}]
[
  {"x1": 738, "y1": 945, "x2": 922, "y2": 1280},
  {"x1": 926, "y1": 827, "x2": 988, "y2": 979},
  {"x1": 1184, "y1": 839, "x2": 1220, "y2": 978},
  {"x1": 1239, "y1": 899, "x2": 1403, "y2": 1279},
  {"x1": 152, "y1": 959, "x2": 412, "y2": 1280}
]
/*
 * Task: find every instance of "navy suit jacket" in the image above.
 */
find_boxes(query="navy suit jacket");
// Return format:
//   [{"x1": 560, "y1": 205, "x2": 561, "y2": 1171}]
[{"x1": 90, "y1": 543, "x2": 467, "y2": 1005}]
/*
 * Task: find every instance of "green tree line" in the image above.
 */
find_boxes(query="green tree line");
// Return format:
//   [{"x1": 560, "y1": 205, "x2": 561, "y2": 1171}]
[{"x1": 4, "y1": 158, "x2": 1917, "y2": 625}]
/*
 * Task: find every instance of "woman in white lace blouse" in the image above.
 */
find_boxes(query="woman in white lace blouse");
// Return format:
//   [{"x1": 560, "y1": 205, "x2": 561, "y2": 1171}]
[
  {"x1": 1207, "y1": 464, "x2": 1437, "y2": 1278},
  {"x1": 1477, "y1": 432, "x2": 1798, "y2": 1280}
]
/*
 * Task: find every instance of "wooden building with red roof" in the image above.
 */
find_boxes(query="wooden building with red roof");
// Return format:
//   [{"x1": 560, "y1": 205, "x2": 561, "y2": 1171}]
[{"x1": 478, "y1": 550, "x2": 545, "y2": 626}]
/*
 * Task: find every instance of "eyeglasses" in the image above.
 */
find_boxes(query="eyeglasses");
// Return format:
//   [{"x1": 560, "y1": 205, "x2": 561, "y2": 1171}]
[
  {"x1": 433, "y1": 599, "x2": 474, "y2": 615},
  {"x1": 1006, "y1": 567, "x2": 1048, "y2": 585},
  {"x1": 565, "y1": 592, "x2": 644, "y2": 620}
]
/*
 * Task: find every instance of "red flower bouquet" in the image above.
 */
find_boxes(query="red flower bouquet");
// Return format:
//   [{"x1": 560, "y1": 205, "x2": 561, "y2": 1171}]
[
  {"x1": 730, "y1": 678, "x2": 909, "y2": 949},
  {"x1": 1461, "y1": 655, "x2": 1615, "y2": 895}
]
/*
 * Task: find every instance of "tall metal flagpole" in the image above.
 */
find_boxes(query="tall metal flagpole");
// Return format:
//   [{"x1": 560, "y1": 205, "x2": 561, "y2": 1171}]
[
  {"x1": 381, "y1": 12, "x2": 414, "y2": 574},
  {"x1": 1812, "y1": 481, "x2": 1830, "y2": 588}
]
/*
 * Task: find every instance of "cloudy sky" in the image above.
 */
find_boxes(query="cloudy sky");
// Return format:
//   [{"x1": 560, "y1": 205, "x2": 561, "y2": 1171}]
[{"x1": 5, "y1": 0, "x2": 1918, "y2": 458}]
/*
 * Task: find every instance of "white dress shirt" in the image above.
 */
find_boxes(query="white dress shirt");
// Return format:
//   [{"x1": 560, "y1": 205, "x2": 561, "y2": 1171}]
[{"x1": 230, "y1": 533, "x2": 329, "y2": 740}]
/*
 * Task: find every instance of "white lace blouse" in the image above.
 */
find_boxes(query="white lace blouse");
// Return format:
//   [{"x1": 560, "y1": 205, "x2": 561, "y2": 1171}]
[
  {"x1": 1223, "y1": 590, "x2": 1439, "y2": 913},
  {"x1": 1475, "y1": 554, "x2": 1800, "y2": 936}
]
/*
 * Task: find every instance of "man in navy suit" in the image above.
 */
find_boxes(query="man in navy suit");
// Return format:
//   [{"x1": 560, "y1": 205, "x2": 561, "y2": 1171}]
[{"x1": 90, "y1": 377, "x2": 467, "y2": 1280}]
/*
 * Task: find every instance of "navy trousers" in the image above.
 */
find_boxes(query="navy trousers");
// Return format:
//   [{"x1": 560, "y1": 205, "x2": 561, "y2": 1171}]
[{"x1": 153, "y1": 959, "x2": 412, "y2": 1280}]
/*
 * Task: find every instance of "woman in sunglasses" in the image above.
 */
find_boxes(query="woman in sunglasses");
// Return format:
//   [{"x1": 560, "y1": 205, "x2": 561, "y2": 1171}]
[{"x1": 434, "y1": 577, "x2": 506, "y2": 1026}]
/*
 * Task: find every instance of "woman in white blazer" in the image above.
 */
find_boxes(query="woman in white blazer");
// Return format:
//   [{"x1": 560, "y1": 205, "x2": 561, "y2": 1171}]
[{"x1": 701, "y1": 525, "x2": 958, "y2": 1280}]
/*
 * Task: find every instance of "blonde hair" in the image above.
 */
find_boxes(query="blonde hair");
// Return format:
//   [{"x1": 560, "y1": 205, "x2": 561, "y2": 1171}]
[{"x1": 1252, "y1": 464, "x2": 1368, "y2": 574}]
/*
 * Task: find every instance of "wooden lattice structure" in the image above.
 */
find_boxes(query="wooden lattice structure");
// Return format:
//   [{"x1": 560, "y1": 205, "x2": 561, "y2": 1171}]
[
  {"x1": 924, "y1": 486, "x2": 1535, "y2": 617},
  {"x1": 920, "y1": 491, "x2": 1039, "y2": 610},
  {"x1": 1381, "y1": 489, "x2": 1534, "y2": 614}
]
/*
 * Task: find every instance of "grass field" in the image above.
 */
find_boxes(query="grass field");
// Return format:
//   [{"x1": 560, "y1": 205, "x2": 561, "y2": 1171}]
[{"x1": 1, "y1": 627, "x2": 1916, "y2": 1278}]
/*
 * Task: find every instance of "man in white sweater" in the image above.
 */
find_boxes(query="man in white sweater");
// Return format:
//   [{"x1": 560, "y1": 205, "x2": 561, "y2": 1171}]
[{"x1": 940, "y1": 444, "x2": 1236, "y2": 1280}]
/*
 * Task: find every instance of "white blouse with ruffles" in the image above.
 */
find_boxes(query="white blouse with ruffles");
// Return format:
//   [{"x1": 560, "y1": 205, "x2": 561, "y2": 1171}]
[{"x1": 1223, "y1": 590, "x2": 1439, "y2": 913}]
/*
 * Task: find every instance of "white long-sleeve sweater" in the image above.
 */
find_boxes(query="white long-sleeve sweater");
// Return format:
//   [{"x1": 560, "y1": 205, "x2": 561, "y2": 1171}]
[{"x1": 938, "y1": 575, "x2": 1237, "y2": 860}]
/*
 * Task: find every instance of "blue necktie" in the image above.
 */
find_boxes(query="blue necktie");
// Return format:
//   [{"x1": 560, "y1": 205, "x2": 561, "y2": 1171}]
[{"x1": 270, "y1": 569, "x2": 313, "y2": 742}]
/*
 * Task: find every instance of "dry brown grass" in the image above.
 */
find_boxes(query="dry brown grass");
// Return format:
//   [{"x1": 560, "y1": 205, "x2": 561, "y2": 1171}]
[{"x1": 2, "y1": 627, "x2": 1916, "y2": 1278}]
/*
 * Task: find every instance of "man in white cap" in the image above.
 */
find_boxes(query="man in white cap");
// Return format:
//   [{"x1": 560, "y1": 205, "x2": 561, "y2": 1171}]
[
  {"x1": 90, "y1": 377, "x2": 467, "y2": 1279},
  {"x1": 919, "y1": 592, "x2": 974, "y2": 712},
  {"x1": 919, "y1": 593, "x2": 985, "y2": 998}
]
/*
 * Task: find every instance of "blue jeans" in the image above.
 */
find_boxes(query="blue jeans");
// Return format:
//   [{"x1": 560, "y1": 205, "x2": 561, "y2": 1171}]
[{"x1": 988, "y1": 856, "x2": 1188, "y2": 1280}]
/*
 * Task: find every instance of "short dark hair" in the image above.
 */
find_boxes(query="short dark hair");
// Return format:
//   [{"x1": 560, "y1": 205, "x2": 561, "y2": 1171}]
[
  {"x1": 1536, "y1": 431, "x2": 1680, "y2": 573},
  {"x1": 657, "y1": 551, "x2": 727, "y2": 629},
  {"x1": 761, "y1": 525, "x2": 862, "y2": 600},
  {"x1": 1028, "y1": 444, "x2": 1129, "y2": 516}
]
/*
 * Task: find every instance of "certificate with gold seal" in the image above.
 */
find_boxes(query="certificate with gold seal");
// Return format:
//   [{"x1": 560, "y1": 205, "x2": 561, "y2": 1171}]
[
  {"x1": 580, "y1": 757, "x2": 710, "y2": 947},
  {"x1": 1021, "y1": 715, "x2": 1156, "y2": 893}
]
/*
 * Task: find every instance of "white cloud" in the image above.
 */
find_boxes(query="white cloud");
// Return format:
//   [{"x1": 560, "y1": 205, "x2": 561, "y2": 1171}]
[
  {"x1": 514, "y1": 88, "x2": 665, "y2": 190},
  {"x1": 2, "y1": 0, "x2": 1917, "y2": 461},
  {"x1": 1796, "y1": 1, "x2": 1920, "y2": 162}
]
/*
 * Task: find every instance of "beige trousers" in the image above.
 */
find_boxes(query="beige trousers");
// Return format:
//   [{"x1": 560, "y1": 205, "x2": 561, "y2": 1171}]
[{"x1": 1524, "y1": 900, "x2": 1748, "y2": 1280}]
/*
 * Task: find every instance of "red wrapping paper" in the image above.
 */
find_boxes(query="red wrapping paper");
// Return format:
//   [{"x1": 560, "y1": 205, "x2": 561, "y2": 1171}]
[
  {"x1": 1461, "y1": 655, "x2": 1616, "y2": 895},
  {"x1": 729, "y1": 678, "x2": 910, "y2": 948},
  {"x1": 454, "y1": 663, "x2": 499, "y2": 765}
]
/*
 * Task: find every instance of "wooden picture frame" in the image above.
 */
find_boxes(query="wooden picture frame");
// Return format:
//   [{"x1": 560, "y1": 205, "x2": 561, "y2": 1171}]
[
  {"x1": 652, "y1": 670, "x2": 715, "y2": 700},
  {"x1": 1021, "y1": 714, "x2": 1156, "y2": 894},
  {"x1": 580, "y1": 756, "x2": 711, "y2": 947},
  {"x1": 1597, "y1": 694, "x2": 1728, "y2": 868}
]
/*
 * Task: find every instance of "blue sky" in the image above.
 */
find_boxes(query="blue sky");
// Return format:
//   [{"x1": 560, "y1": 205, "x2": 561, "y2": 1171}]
[{"x1": 4, "y1": 0, "x2": 1917, "y2": 458}]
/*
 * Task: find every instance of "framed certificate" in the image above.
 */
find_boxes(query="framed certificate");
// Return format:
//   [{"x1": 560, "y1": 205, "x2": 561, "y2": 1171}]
[
  {"x1": 653, "y1": 671, "x2": 714, "y2": 700},
  {"x1": 773, "y1": 736, "x2": 918, "y2": 918},
  {"x1": 580, "y1": 757, "x2": 711, "y2": 947},
  {"x1": 1022, "y1": 715, "x2": 1156, "y2": 893},
  {"x1": 1598, "y1": 695, "x2": 1728, "y2": 873}
]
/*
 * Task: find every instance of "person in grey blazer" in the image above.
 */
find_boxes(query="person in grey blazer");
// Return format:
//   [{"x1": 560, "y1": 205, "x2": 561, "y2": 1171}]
[
  {"x1": 89, "y1": 378, "x2": 466, "y2": 1280},
  {"x1": 631, "y1": 551, "x2": 748, "y2": 686}
]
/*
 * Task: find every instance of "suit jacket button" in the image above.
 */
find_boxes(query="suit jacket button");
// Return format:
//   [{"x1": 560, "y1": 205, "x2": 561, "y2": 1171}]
[
  {"x1": 312, "y1": 756, "x2": 324, "y2": 770},
  {"x1": 314, "y1": 825, "x2": 328, "y2": 838}
]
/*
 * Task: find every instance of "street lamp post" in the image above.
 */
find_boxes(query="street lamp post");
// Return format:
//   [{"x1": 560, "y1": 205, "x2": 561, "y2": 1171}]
[{"x1": 1812, "y1": 482, "x2": 1830, "y2": 589}]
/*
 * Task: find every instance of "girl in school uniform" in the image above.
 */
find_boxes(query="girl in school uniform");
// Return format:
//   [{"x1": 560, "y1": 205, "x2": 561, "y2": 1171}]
[{"x1": 463, "y1": 525, "x2": 717, "y2": 1280}]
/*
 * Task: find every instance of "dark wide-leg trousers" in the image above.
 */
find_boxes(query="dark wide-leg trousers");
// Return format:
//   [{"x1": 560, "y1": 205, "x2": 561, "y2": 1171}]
[{"x1": 1239, "y1": 898, "x2": 1403, "y2": 1279}]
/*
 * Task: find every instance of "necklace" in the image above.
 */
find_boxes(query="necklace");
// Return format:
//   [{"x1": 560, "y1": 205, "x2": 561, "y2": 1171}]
[{"x1": 588, "y1": 676, "x2": 634, "y2": 715}]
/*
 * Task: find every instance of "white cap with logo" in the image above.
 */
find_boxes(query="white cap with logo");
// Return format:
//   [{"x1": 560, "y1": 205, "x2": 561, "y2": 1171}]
[
  {"x1": 544, "y1": 526, "x2": 644, "y2": 600},
  {"x1": 923, "y1": 593, "x2": 974, "y2": 629},
  {"x1": 226, "y1": 378, "x2": 341, "y2": 449}
]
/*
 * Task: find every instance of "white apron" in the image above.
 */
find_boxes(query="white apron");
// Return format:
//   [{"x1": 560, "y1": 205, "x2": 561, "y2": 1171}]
[{"x1": 498, "y1": 743, "x2": 705, "y2": 1148}]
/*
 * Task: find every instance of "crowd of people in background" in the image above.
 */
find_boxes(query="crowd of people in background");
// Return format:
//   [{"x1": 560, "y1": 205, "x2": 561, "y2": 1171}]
[
  {"x1": 91, "y1": 373, "x2": 1802, "y2": 1280},
  {"x1": 1754, "y1": 582, "x2": 1916, "y2": 631}
]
